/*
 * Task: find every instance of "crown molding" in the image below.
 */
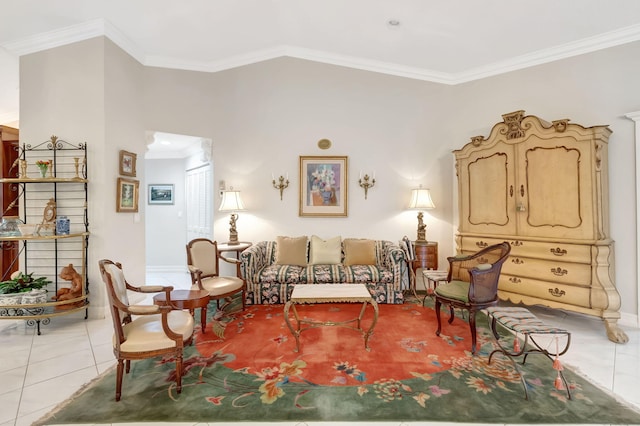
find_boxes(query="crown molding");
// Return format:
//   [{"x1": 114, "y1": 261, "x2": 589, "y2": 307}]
[
  {"x1": 280, "y1": 46, "x2": 455, "y2": 84},
  {"x1": 1, "y1": 19, "x2": 105, "y2": 56},
  {"x1": 3, "y1": 19, "x2": 640, "y2": 85},
  {"x1": 145, "y1": 45, "x2": 291, "y2": 73},
  {"x1": 454, "y1": 23, "x2": 640, "y2": 83}
]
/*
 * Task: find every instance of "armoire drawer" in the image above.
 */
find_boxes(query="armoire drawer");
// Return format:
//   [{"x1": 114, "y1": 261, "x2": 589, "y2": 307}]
[
  {"x1": 459, "y1": 236, "x2": 592, "y2": 263},
  {"x1": 502, "y1": 256, "x2": 591, "y2": 286},
  {"x1": 499, "y1": 275, "x2": 591, "y2": 308}
]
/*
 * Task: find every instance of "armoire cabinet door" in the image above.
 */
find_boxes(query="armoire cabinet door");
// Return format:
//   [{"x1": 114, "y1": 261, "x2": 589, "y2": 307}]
[
  {"x1": 516, "y1": 134, "x2": 596, "y2": 240},
  {"x1": 457, "y1": 142, "x2": 517, "y2": 236}
]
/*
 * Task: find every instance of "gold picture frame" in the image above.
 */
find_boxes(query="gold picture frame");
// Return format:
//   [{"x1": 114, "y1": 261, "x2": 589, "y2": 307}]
[
  {"x1": 299, "y1": 155, "x2": 348, "y2": 217},
  {"x1": 119, "y1": 150, "x2": 137, "y2": 177},
  {"x1": 116, "y1": 177, "x2": 139, "y2": 212}
]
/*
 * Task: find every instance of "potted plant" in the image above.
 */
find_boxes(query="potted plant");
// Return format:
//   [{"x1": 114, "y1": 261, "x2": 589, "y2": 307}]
[{"x1": 0, "y1": 271, "x2": 51, "y2": 307}]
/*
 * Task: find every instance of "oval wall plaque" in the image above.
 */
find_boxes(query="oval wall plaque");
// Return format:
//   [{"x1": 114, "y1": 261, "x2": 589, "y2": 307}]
[{"x1": 317, "y1": 138, "x2": 331, "y2": 150}]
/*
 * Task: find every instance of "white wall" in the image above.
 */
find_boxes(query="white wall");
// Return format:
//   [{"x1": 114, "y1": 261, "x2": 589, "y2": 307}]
[
  {"x1": 20, "y1": 37, "x2": 146, "y2": 318},
  {"x1": 18, "y1": 37, "x2": 640, "y2": 326},
  {"x1": 145, "y1": 159, "x2": 187, "y2": 270}
]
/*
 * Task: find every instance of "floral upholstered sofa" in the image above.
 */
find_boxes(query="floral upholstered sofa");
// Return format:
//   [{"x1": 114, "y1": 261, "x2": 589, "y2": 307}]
[{"x1": 240, "y1": 236, "x2": 407, "y2": 305}]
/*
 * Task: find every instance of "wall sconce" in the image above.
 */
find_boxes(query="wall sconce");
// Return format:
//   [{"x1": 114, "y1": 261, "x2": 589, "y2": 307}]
[
  {"x1": 219, "y1": 188, "x2": 246, "y2": 245},
  {"x1": 358, "y1": 171, "x2": 376, "y2": 199},
  {"x1": 408, "y1": 185, "x2": 435, "y2": 245},
  {"x1": 272, "y1": 173, "x2": 289, "y2": 200}
]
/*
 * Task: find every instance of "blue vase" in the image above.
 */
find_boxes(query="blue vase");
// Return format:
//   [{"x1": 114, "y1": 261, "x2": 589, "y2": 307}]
[{"x1": 56, "y1": 216, "x2": 70, "y2": 235}]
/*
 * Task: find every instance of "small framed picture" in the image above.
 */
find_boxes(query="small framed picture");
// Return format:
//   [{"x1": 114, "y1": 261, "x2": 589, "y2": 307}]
[
  {"x1": 119, "y1": 150, "x2": 137, "y2": 177},
  {"x1": 116, "y1": 177, "x2": 139, "y2": 212},
  {"x1": 148, "y1": 184, "x2": 174, "y2": 205}
]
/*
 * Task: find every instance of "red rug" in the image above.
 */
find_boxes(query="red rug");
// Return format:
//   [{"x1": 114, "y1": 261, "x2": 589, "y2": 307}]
[{"x1": 195, "y1": 301, "x2": 477, "y2": 388}]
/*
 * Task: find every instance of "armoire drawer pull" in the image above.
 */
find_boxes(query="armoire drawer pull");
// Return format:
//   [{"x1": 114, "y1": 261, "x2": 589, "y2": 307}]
[
  {"x1": 509, "y1": 277, "x2": 521, "y2": 283},
  {"x1": 550, "y1": 267, "x2": 568, "y2": 276},
  {"x1": 550, "y1": 247, "x2": 567, "y2": 256},
  {"x1": 511, "y1": 240, "x2": 523, "y2": 246},
  {"x1": 476, "y1": 241, "x2": 488, "y2": 248},
  {"x1": 548, "y1": 288, "x2": 566, "y2": 298},
  {"x1": 511, "y1": 258, "x2": 524, "y2": 264}
]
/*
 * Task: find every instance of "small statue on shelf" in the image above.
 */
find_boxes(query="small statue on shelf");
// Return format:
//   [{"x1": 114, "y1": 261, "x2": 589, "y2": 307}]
[
  {"x1": 19, "y1": 159, "x2": 27, "y2": 178},
  {"x1": 52, "y1": 264, "x2": 84, "y2": 309}
]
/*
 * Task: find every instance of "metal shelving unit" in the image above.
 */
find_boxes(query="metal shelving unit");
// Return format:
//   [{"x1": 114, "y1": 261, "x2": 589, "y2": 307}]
[{"x1": 0, "y1": 137, "x2": 89, "y2": 334}]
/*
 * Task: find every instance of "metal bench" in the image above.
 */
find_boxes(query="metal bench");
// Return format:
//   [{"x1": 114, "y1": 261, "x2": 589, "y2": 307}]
[{"x1": 486, "y1": 306, "x2": 571, "y2": 400}]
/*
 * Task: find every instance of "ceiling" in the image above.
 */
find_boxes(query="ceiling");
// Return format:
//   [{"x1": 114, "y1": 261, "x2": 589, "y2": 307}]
[{"x1": 2, "y1": 0, "x2": 640, "y2": 127}]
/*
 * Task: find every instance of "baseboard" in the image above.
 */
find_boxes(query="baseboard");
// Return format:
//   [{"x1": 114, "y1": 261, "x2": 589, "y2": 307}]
[{"x1": 146, "y1": 265, "x2": 188, "y2": 274}]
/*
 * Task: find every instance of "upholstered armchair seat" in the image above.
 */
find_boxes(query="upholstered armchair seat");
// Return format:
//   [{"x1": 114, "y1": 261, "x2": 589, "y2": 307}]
[
  {"x1": 118, "y1": 310, "x2": 195, "y2": 352},
  {"x1": 192, "y1": 274, "x2": 244, "y2": 297},
  {"x1": 434, "y1": 280, "x2": 470, "y2": 302}
]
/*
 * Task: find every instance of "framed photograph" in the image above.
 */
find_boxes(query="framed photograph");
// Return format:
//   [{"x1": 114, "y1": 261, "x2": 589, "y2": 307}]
[
  {"x1": 116, "y1": 177, "x2": 139, "y2": 212},
  {"x1": 148, "y1": 184, "x2": 174, "y2": 205},
  {"x1": 299, "y1": 155, "x2": 348, "y2": 217},
  {"x1": 119, "y1": 150, "x2": 137, "y2": 177}
]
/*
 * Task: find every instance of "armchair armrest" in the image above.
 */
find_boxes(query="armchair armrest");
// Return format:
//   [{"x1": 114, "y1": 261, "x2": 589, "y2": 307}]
[
  {"x1": 136, "y1": 285, "x2": 172, "y2": 293},
  {"x1": 127, "y1": 304, "x2": 162, "y2": 315},
  {"x1": 220, "y1": 254, "x2": 240, "y2": 265}
]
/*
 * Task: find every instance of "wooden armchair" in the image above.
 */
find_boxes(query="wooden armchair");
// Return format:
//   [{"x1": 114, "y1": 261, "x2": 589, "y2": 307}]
[
  {"x1": 186, "y1": 238, "x2": 246, "y2": 311},
  {"x1": 434, "y1": 242, "x2": 511, "y2": 354},
  {"x1": 98, "y1": 259, "x2": 194, "y2": 401}
]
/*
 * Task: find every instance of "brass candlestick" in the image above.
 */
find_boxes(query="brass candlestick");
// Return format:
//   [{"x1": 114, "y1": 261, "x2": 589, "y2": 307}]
[
  {"x1": 358, "y1": 174, "x2": 376, "y2": 199},
  {"x1": 73, "y1": 157, "x2": 80, "y2": 178},
  {"x1": 272, "y1": 175, "x2": 289, "y2": 200}
]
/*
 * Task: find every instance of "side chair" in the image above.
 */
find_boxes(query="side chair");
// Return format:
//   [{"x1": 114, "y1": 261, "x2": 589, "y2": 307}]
[
  {"x1": 98, "y1": 259, "x2": 195, "y2": 401},
  {"x1": 186, "y1": 238, "x2": 246, "y2": 311},
  {"x1": 434, "y1": 241, "x2": 511, "y2": 354}
]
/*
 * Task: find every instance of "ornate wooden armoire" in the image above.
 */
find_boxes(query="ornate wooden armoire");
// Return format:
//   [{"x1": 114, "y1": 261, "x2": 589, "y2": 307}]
[{"x1": 453, "y1": 111, "x2": 627, "y2": 343}]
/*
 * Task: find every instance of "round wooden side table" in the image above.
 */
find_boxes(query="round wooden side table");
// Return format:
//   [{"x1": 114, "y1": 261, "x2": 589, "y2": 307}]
[{"x1": 153, "y1": 289, "x2": 210, "y2": 333}]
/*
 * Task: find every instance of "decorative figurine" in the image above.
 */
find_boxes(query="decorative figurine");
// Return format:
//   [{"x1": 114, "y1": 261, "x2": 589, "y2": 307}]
[
  {"x1": 52, "y1": 264, "x2": 84, "y2": 308},
  {"x1": 38, "y1": 198, "x2": 57, "y2": 235}
]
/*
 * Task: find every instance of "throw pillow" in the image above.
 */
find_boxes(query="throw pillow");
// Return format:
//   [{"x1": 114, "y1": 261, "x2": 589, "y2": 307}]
[
  {"x1": 309, "y1": 235, "x2": 342, "y2": 264},
  {"x1": 343, "y1": 238, "x2": 376, "y2": 266},
  {"x1": 275, "y1": 236, "x2": 308, "y2": 266}
]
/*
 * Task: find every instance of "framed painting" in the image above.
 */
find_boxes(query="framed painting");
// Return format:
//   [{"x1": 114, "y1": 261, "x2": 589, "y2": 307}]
[
  {"x1": 299, "y1": 155, "x2": 348, "y2": 217},
  {"x1": 148, "y1": 184, "x2": 174, "y2": 205},
  {"x1": 119, "y1": 150, "x2": 137, "y2": 177},
  {"x1": 116, "y1": 177, "x2": 139, "y2": 212}
]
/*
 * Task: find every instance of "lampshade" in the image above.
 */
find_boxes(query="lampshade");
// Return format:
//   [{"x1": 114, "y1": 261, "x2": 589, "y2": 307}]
[
  {"x1": 408, "y1": 187, "x2": 435, "y2": 210},
  {"x1": 219, "y1": 190, "x2": 245, "y2": 211}
]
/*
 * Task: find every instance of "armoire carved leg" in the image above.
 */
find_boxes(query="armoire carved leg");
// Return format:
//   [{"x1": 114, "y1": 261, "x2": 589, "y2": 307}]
[{"x1": 604, "y1": 318, "x2": 629, "y2": 343}]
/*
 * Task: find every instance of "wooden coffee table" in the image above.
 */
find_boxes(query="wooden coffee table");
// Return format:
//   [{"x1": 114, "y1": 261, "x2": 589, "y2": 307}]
[
  {"x1": 153, "y1": 289, "x2": 210, "y2": 332},
  {"x1": 283, "y1": 284, "x2": 379, "y2": 352}
]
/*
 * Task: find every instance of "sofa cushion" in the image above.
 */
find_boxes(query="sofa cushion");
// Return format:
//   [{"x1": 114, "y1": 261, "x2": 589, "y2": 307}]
[
  {"x1": 343, "y1": 238, "x2": 376, "y2": 265},
  {"x1": 275, "y1": 236, "x2": 308, "y2": 266},
  {"x1": 256, "y1": 264, "x2": 395, "y2": 285},
  {"x1": 309, "y1": 235, "x2": 342, "y2": 264}
]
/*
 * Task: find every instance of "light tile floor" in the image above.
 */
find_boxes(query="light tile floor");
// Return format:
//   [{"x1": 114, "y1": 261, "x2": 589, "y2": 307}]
[{"x1": 1, "y1": 271, "x2": 639, "y2": 426}]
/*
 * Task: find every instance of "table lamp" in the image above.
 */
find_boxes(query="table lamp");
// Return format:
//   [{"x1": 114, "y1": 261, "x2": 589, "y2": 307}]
[
  {"x1": 219, "y1": 189, "x2": 246, "y2": 245},
  {"x1": 408, "y1": 185, "x2": 435, "y2": 245}
]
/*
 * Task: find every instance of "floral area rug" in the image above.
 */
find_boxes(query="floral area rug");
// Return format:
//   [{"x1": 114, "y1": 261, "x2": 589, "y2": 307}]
[{"x1": 36, "y1": 296, "x2": 640, "y2": 424}]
